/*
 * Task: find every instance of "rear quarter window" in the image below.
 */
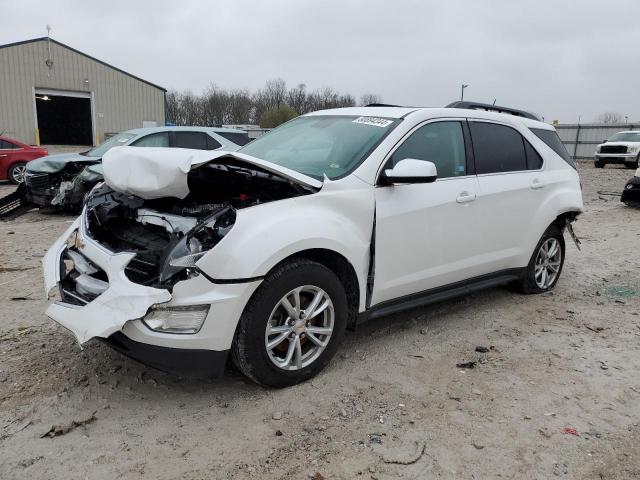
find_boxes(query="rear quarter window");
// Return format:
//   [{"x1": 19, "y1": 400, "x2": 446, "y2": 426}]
[
  {"x1": 531, "y1": 128, "x2": 575, "y2": 168},
  {"x1": 216, "y1": 131, "x2": 251, "y2": 147}
]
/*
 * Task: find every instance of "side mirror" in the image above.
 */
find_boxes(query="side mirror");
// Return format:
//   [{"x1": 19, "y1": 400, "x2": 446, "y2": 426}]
[{"x1": 381, "y1": 159, "x2": 438, "y2": 185}]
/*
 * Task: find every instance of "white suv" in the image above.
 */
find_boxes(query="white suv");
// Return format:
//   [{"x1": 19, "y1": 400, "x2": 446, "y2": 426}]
[
  {"x1": 594, "y1": 131, "x2": 640, "y2": 169},
  {"x1": 42, "y1": 102, "x2": 583, "y2": 387}
]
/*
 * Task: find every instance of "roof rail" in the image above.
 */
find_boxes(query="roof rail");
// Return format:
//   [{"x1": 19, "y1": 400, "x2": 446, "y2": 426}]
[
  {"x1": 446, "y1": 101, "x2": 539, "y2": 121},
  {"x1": 365, "y1": 103, "x2": 404, "y2": 107}
]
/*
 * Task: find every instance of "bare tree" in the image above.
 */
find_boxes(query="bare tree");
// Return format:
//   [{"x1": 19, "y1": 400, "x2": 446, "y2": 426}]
[
  {"x1": 165, "y1": 80, "x2": 376, "y2": 126},
  {"x1": 596, "y1": 112, "x2": 624, "y2": 124},
  {"x1": 359, "y1": 93, "x2": 383, "y2": 106}
]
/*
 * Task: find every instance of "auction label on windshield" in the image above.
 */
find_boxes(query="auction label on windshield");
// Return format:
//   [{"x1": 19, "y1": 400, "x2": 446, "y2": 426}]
[{"x1": 352, "y1": 117, "x2": 394, "y2": 128}]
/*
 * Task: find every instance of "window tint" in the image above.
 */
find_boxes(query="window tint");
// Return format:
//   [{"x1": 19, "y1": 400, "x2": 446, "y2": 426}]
[
  {"x1": 174, "y1": 131, "x2": 209, "y2": 150},
  {"x1": 0, "y1": 140, "x2": 17, "y2": 149},
  {"x1": 206, "y1": 135, "x2": 222, "y2": 150},
  {"x1": 216, "y1": 131, "x2": 251, "y2": 146},
  {"x1": 524, "y1": 141, "x2": 543, "y2": 169},
  {"x1": 469, "y1": 122, "x2": 527, "y2": 174},
  {"x1": 390, "y1": 121, "x2": 467, "y2": 178},
  {"x1": 132, "y1": 132, "x2": 169, "y2": 147},
  {"x1": 531, "y1": 128, "x2": 575, "y2": 168}
]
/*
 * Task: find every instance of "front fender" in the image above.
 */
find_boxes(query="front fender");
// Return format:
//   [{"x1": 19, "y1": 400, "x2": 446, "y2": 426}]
[{"x1": 196, "y1": 183, "x2": 375, "y2": 309}]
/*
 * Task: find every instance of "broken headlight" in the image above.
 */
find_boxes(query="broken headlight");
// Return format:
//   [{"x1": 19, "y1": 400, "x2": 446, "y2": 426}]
[{"x1": 159, "y1": 207, "x2": 236, "y2": 283}]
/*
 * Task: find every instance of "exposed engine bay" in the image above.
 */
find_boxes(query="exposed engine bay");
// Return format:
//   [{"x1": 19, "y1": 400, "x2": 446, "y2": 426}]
[{"x1": 83, "y1": 159, "x2": 316, "y2": 290}]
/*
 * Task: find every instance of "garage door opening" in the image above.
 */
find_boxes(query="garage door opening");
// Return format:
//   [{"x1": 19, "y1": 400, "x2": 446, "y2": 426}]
[{"x1": 35, "y1": 92, "x2": 93, "y2": 145}]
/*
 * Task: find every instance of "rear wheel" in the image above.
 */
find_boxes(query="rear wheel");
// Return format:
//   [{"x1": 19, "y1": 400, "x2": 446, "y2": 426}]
[
  {"x1": 594, "y1": 160, "x2": 605, "y2": 168},
  {"x1": 515, "y1": 227, "x2": 565, "y2": 294},
  {"x1": 7, "y1": 162, "x2": 27, "y2": 184},
  {"x1": 231, "y1": 259, "x2": 347, "y2": 388}
]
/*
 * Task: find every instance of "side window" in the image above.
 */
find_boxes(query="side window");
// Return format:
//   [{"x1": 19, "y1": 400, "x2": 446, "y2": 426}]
[
  {"x1": 531, "y1": 128, "x2": 575, "y2": 168},
  {"x1": 524, "y1": 140, "x2": 543, "y2": 170},
  {"x1": 469, "y1": 122, "x2": 527, "y2": 174},
  {"x1": 216, "y1": 131, "x2": 251, "y2": 147},
  {"x1": 131, "y1": 132, "x2": 169, "y2": 147},
  {"x1": 0, "y1": 140, "x2": 17, "y2": 149},
  {"x1": 206, "y1": 135, "x2": 222, "y2": 150},
  {"x1": 389, "y1": 121, "x2": 467, "y2": 178},
  {"x1": 174, "y1": 131, "x2": 209, "y2": 150}
]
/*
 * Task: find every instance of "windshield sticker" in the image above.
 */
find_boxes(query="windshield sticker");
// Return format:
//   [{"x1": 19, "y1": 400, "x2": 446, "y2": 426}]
[{"x1": 352, "y1": 117, "x2": 393, "y2": 128}]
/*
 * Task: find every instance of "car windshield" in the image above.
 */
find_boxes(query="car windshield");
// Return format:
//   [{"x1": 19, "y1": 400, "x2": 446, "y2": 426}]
[
  {"x1": 239, "y1": 115, "x2": 399, "y2": 179},
  {"x1": 607, "y1": 132, "x2": 640, "y2": 142},
  {"x1": 83, "y1": 133, "x2": 136, "y2": 157}
]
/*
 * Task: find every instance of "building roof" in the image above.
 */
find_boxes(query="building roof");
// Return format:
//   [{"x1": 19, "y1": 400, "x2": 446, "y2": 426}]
[{"x1": 0, "y1": 37, "x2": 166, "y2": 92}]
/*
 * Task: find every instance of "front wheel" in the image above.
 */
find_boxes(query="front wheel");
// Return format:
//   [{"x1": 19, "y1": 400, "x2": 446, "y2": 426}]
[
  {"x1": 515, "y1": 227, "x2": 565, "y2": 294},
  {"x1": 594, "y1": 160, "x2": 605, "y2": 168},
  {"x1": 231, "y1": 259, "x2": 347, "y2": 388},
  {"x1": 625, "y1": 160, "x2": 639, "y2": 169},
  {"x1": 8, "y1": 162, "x2": 27, "y2": 184}
]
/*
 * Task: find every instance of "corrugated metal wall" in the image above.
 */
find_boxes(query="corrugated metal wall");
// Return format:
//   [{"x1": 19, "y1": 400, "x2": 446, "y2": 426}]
[
  {"x1": 0, "y1": 39, "x2": 165, "y2": 145},
  {"x1": 556, "y1": 123, "x2": 640, "y2": 160}
]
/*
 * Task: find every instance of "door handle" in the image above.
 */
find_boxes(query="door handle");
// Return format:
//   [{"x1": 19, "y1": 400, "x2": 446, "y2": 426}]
[
  {"x1": 531, "y1": 178, "x2": 545, "y2": 190},
  {"x1": 456, "y1": 191, "x2": 476, "y2": 203}
]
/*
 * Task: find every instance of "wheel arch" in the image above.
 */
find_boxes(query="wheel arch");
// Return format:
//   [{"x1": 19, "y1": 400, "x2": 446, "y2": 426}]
[{"x1": 263, "y1": 248, "x2": 361, "y2": 330}]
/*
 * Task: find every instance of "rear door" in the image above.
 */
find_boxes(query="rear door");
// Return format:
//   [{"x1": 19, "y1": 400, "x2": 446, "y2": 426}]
[
  {"x1": 469, "y1": 121, "x2": 546, "y2": 272},
  {"x1": 371, "y1": 119, "x2": 485, "y2": 305},
  {"x1": 0, "y1": 139, "x2": 19, "y2": 178}
]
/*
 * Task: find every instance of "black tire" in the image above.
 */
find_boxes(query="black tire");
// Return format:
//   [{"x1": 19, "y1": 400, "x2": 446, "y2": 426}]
[
  {"x1": 594, "y1": 160, "x2": 605, "y2": 168},
  {"x1": 514, "y1": 226, "x2": 565, "y2": 294},
  {"x1": 231, "y1": 258, "x2": 347, "y2": 388},
  {"x1": 7, "y1": 162, "x2": 27, "y2": 184},
  {"x1": 625, "y1": 160, "x2": 639, "y2": 169}
]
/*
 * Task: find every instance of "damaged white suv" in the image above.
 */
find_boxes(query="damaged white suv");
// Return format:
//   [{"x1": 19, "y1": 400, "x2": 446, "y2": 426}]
[{"x1": 43, "y1": 102, "x2": 583, "y2": 387}]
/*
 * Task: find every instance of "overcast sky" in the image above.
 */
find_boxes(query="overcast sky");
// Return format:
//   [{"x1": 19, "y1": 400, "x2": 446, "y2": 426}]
[{"x1": 3, "y1": 0, "x2": 639, "y2": 123}]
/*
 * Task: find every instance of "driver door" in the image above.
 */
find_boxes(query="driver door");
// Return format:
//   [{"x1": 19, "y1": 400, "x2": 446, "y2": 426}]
[{"x1": 371, "y1": 120, "x2": 485, "y2": 306}]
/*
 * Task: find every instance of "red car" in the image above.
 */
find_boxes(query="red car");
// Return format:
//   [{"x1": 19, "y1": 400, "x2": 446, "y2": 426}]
[{"x1": 0, "y1": 136, "x2": 48, "y2": 184}]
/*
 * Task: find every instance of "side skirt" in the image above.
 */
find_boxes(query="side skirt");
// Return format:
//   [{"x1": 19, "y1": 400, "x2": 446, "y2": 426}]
[{"x1": 358, "y1": 268, "x2": 524, "y2": 324}]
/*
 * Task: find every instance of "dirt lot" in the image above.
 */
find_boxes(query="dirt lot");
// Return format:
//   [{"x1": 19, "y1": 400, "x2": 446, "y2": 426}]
[{"x1": 0, "y1": 163, "x2": 638, "y2": 479}]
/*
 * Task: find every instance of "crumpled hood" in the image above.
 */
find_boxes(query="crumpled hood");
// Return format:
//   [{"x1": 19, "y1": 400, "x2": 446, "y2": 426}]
[
  {"x1": 26, "y1": 151, "x2": 99, "y2": 173},
  {"x1": 102, "y1": 146, "x2": 323, "y2": 200}
]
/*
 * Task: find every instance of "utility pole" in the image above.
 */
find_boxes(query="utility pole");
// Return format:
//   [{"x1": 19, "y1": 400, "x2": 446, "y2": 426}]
[{"x1": 461, "y1": 84, "x2": 469, "y2": 101}]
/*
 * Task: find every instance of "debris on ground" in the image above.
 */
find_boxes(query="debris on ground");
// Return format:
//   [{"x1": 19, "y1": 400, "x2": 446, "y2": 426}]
[
  {"x1": 1, "y1": 417, "x2": 33, "y2": 440},
  {"x1": 311, "y1": 472, "x2": 326, "y2": 480},
  {"x1": 381, "y1": 441, "x2": 426, "y2": 465},
  {"x1": 456, "y1": 361, "x2": 477, "y2": 369},
  {"x1": 475, "y1": 346, "x2": 491, "y2": 353},
  {"x1": 562, "y1": 427, "x2": 580, "y2": 437},
  {"x1": 41, "y1": 412, "x2": 97, "y2": 438},
  {"x1": 0, "y1": 266, "x2": 35, "y2": 273}
]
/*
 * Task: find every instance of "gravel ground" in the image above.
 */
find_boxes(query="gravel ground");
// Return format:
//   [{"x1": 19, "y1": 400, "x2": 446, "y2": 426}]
[{"x1": 0, "y1": 162, "x2": 638, "y2": 479}]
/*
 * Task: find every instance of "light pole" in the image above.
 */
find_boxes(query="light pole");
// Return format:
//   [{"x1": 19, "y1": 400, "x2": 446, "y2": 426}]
[{"x1": 461, "y1": 84, "x2": 469, "y2": 101}]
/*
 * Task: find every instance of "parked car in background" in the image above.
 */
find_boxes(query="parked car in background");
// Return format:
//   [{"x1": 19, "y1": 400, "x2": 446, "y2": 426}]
[
  {"x1": 621, "y1": 167, "x2": 640, "y2": 207},
  {"x1": 0, "y1": 126, "x2": 250, "y2": 217},
  {"x1": 594, "y1": 131, "x2": 640, "y2": 169},
  {"x1": 0, "y1": 135, "x2": 48, "y2": 184},
  {"x1": 42, "y1": 102, "x2": 583, "y2": 387}
]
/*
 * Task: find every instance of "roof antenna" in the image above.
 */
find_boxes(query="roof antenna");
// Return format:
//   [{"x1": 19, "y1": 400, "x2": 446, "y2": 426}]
[{"x1": 45, "y1": 25, "x2": 54, "y2": 74}]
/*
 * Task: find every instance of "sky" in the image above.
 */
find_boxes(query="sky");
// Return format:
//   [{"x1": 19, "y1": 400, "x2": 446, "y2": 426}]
[{"x1": 2, "y1": 0, "x2": 639, "y2": 123}]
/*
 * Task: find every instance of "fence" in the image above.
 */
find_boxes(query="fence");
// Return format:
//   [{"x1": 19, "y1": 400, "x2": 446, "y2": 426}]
[{"x1": 555, "y1": 123, "x2": 639, "y2": 160}]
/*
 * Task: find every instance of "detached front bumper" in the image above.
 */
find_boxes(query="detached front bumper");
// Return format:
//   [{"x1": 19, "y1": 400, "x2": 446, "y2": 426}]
[{"x1": 42, "y1": 213, "x2": 261, "y2": 376}]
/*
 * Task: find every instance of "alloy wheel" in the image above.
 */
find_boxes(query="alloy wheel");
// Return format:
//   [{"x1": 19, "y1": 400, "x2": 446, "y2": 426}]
[
  {"x1": 534, "y1": 238, "x2": 562, "y2": 289},
  {"x1": 10, "y1": 164, "x2": 27, "y2": 183},
  {"x1": 264, "y1": 285, "x2": 335, "y2": 371}
]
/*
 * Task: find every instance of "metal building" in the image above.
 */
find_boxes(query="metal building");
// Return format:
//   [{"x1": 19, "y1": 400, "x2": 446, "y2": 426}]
[
  {"x1": 0, "y1": 37, "x2": 165, "y2": 146},
  {"x1": 556, "y1": 123, "x2": 639, "y2": 160}
]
